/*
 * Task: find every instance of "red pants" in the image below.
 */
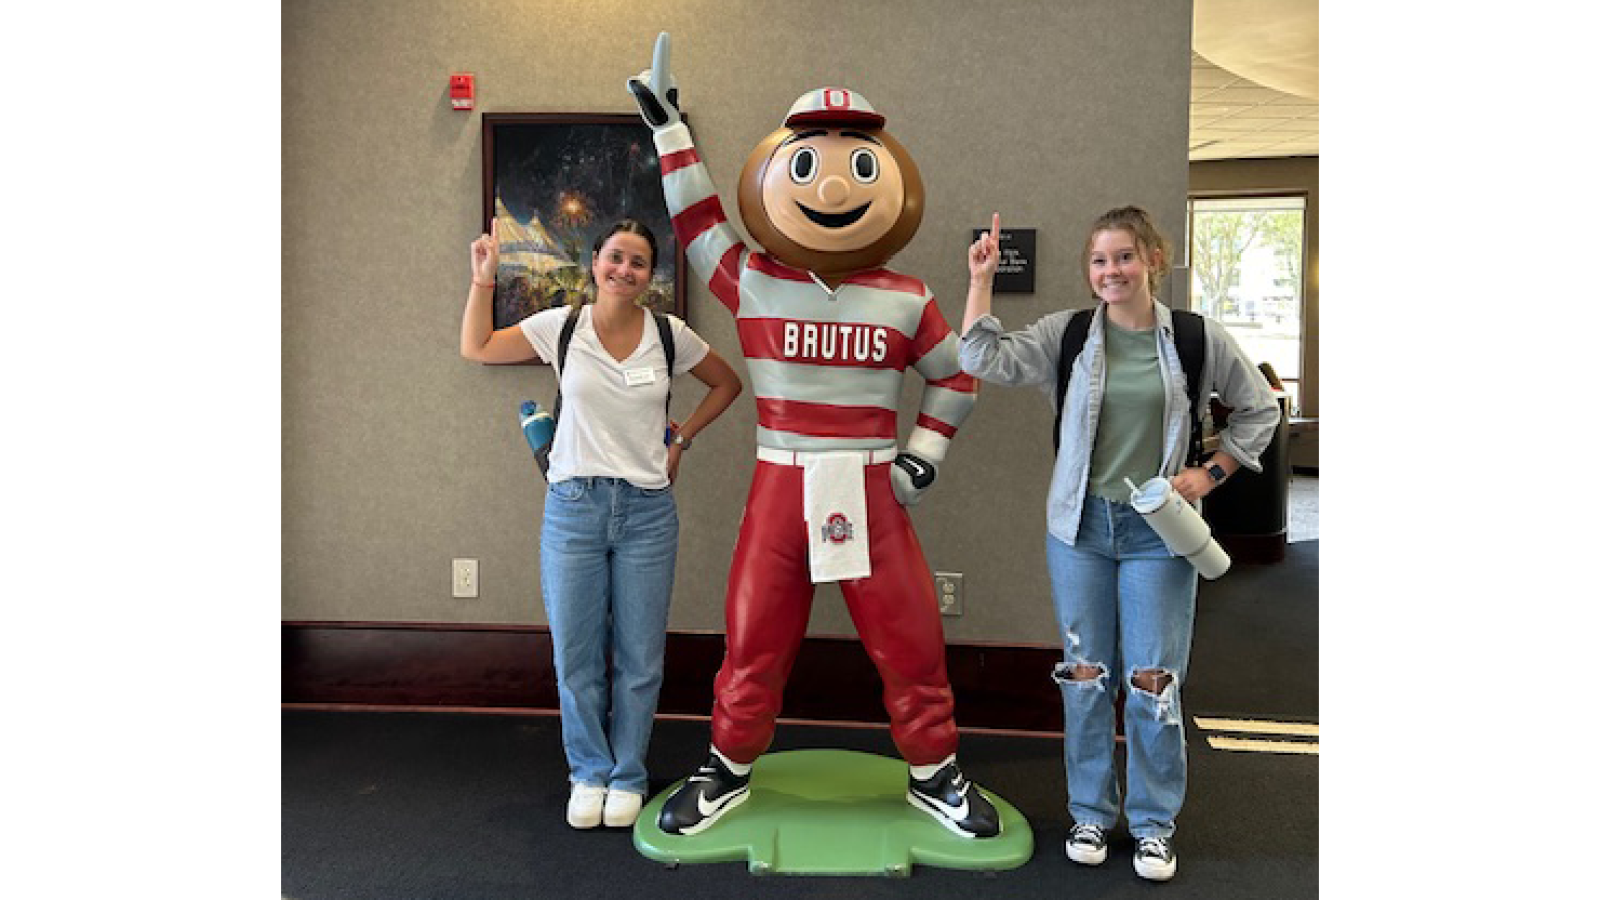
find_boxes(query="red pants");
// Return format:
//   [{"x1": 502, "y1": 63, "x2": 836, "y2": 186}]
[{"x1": 711, "y1": 459, "x2": 958, "y2": 765}]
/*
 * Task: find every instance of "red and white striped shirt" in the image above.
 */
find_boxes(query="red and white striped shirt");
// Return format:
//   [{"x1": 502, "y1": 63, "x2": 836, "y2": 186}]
[{"x1": 655, "y1": 123, "x2": 977, "y2": 462}]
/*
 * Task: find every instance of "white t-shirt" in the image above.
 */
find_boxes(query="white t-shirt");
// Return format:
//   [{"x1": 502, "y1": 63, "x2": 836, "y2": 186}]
[{"x1": 520, "y1": 305, "x2": 710, "y2": 489}]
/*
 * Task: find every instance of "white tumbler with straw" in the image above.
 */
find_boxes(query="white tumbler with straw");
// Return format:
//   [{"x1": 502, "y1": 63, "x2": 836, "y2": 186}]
[{"x1": 1125, "y1": 477, "x2": 1231, "y2": 580}]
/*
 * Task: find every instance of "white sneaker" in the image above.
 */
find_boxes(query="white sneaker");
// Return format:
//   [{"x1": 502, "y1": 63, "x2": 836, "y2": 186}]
[
  {"x1": 567, "y1": 784, "x2": 606, "y2": 829},
  {"x1": 1133, "y1": 836, "x2": 1178, "y2": 881},
  {"x1": 602, "y1": 789, "x2": 644, "y2": 827},
  {"x1": 1065, "y1": 823, "x2": 1108, "y2": 865}
]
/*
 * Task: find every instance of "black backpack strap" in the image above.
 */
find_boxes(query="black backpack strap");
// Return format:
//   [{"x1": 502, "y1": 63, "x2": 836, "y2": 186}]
[
  {"x1": 1171, "y1": 309, "x2": 1207, "y2": 466},
  {"x1": 653, "y1": 312, "x2": 675, "y2": 425},
  {"x1": 1051, "y1": 307, "x2": 1208, "y2": 465},
  {"x1": 1053, "y1": 308, "x2": 1093, "y2": 454},
  {"x1": 550, "y1": 303, "x2": 581, "y2": 424},
  {"x1": 533, "y1": 304, "x2": 581, "y2": 480}
]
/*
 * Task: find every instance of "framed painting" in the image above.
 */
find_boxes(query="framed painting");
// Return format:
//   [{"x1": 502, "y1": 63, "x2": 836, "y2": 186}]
[{"x1": 481, "y1": 113, "x2": 685, "y2": 341}]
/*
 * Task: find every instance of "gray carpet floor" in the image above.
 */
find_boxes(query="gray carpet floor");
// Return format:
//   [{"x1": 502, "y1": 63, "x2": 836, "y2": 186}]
[
  {"x1": 283, "y1": 709, "x2": 1317, "y2": 900},
  {"x1": 283, "y1": 541, "x2": 1318, "y2": 899}
]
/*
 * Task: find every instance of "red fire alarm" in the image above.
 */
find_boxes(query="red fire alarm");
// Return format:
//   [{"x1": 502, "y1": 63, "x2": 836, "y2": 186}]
[{"x1": 450, "y1": 73, "x2": 475, "y2": 111}]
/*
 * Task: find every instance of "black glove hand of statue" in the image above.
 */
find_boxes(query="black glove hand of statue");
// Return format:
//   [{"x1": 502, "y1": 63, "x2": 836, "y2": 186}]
[{"x1": 890, "y1": 452, "x2": 938, "y2": 507}]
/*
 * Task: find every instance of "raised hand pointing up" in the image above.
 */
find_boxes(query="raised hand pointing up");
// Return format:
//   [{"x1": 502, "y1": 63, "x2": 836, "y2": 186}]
[
  {"x1": 471, "y1": 218, "x2": 500, "y2": 286},
  {"x1": 969, "y1": 212, "x2": 1001, "y2": 282},
  {"x1": 627, "y1": 32, "x2": 681, "y2": 132},
  {"x1": 962, "y1": 212, "x2": 1001, "y2": 336}
]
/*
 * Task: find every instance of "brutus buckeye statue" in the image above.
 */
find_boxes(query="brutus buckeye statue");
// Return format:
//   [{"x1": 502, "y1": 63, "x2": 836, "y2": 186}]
[{"x1": 630, "y1": 33, "x2": 999, "y2": 839}]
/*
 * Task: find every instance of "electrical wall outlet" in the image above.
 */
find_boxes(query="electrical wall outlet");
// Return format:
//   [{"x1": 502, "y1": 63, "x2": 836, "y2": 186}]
[
  {"x1": 452, "y1": 558, "x2": 479, "y2": 598},
  {"x1": 934, "y1": 572, "x2": 963, "y2": 616}
]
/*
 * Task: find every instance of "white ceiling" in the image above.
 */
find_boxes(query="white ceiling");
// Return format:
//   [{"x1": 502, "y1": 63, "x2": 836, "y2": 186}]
[{"x1": 1189, "y1": 0, "x2": 1317, "y2": 161}]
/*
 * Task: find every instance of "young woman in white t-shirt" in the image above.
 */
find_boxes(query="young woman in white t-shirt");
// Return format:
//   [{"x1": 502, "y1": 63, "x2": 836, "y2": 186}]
[{"x1": 460, "y1": 219, "x2": 741, "y2": 829}]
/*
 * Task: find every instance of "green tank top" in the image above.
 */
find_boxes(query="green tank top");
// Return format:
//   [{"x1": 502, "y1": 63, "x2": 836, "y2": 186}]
[{"x1": 1088, "y1": 320, "x2": 1166, "y2": 503}]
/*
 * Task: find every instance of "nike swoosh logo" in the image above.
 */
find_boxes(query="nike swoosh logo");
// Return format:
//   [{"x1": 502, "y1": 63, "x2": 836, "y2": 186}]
[
  {"x1": 696, "y1": 786, "x2": 746, "y2": 818},
  {"x1": 943, "y1": 782, "x2": 971, "y2": 820},
  {"x1": 900, "y1": 459, "x2": 928, "y2": 479},
  {"x1": 916, "y1": 781, "x2": 970, "y2": 821}
]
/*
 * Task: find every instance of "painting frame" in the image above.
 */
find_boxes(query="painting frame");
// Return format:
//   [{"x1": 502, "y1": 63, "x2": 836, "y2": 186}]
[{"x1": 481, "y1": 113, "x2": 686, "y2": 360}]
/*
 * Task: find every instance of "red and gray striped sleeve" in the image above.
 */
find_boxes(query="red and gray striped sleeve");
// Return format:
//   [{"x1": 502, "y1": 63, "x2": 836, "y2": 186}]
[
  {"x1": 654, "y1": 123, "x2": 747, "y2": 315},
  {"x1": 906, "y1": 290, "x2": 979, "y2": 463}
]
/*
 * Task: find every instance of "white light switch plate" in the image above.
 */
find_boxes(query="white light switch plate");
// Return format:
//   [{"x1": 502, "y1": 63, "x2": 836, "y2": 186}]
[
  {"x1": 934, "y1": 572, "x2": 962, "y2": 616},
  {"x1": 452, "y1": 558, "x2": 479, "y2": 598}
]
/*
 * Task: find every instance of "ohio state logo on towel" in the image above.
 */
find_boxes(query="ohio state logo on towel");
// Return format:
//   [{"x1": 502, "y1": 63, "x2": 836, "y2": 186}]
[{"x1": 820, "y1": 512, "x2": 855, "y2": 544}]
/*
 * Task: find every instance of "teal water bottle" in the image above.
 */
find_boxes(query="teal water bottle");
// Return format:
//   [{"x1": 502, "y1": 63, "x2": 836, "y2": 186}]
[{"x1": 520, "y1": 401, "x2": 555, "y2": 453}]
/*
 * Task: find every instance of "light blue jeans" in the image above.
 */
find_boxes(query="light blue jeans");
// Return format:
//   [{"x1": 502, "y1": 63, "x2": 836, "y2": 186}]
[
  {"x1": 540, "y1": 476, "x2": 678, "y2": 794},
  {"x1": 1046, "y1": 494, "x2": 1197, "y2": 840}
]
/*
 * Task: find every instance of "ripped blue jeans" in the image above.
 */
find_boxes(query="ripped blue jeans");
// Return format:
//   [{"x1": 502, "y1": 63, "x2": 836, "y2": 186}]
[{"x1": 1046, "y1": 494, "x2": 1197, "y2": 840}]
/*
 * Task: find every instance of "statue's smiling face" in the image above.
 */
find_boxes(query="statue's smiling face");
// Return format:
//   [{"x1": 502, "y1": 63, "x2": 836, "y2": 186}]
[{"x1": 759, "y1": 129, "x2": 906, "y2": 253}]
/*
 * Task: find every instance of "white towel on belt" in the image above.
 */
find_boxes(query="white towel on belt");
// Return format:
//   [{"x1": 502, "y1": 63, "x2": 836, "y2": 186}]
[{"x1": 804, "y1": 453, "x2": 870, "y2": 583}]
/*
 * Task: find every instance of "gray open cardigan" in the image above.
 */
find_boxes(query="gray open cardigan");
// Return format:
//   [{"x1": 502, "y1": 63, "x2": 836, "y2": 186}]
[{"x1": 958, "y1": 301, "x2": 1279, "y2": 546}]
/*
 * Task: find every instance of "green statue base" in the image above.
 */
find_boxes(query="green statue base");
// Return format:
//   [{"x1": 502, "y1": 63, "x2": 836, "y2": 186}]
[{"x1": 632, "y1": 749, "x2": 1034, "y2": 876}]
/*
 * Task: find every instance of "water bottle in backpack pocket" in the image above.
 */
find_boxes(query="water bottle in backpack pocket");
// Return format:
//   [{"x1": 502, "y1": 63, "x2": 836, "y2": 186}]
[{"x1": 520, "y1": 401, "x2": 556, "y2": 479}]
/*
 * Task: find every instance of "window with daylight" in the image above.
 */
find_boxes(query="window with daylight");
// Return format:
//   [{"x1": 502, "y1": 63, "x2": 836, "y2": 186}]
[{"x1": 1186, "y1": 195, "x2": 1306, "y2": 414}]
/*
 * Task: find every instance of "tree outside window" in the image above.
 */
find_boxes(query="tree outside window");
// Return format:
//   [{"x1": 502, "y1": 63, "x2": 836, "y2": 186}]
[{"x1": 1187, "y1": 195, "x2": 1306, "y2": 414}]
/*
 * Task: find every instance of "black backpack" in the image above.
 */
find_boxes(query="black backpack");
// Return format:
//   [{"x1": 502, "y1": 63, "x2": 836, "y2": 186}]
[
  {"x1": 1052, "y1": 307, "x2": 1206, "y2": 467},
  {"x1": 534, "y1": 305, "x2": 676, "y2": 478}
]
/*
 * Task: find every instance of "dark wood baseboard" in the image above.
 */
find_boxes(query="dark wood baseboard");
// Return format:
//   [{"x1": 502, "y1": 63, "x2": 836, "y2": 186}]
[{"x1": 283, "y1": 622, "x2": 1067, "y2": 736}]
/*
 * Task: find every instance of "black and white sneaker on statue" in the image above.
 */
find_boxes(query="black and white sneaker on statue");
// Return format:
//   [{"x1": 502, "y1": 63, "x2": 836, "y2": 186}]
[
  {"x1": 656, "y1": 753, "x2": 751, "y2": 836},
  {"x1": 906, "y1": 760, "x2": 1002, "y2": 838}
]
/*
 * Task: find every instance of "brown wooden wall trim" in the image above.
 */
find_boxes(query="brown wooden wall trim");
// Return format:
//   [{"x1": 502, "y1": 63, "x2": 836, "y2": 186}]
[{"x1": 282, "y1": 622, "x2": 1066, "y2": 735}]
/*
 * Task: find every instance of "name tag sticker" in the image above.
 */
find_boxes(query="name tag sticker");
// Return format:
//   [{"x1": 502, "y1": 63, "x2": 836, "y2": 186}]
[{"x1": 624, "y1": 367, "x2": 657, "y2": 387}]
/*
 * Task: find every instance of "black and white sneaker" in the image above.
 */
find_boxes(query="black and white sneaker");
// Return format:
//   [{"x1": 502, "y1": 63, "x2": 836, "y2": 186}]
[
  {"x1": 656, "y1": 753, "x2": 751, "y2": 836},
  {"x1": 1065, "y1": 822, "x2": 1108, "y2": 865},
  {"x1": 906, "y1": 760, "x2": 1001, "y2": 838},
  {"x1": 1133, "y1": 836, "x2": 1177, "y2": 881}
]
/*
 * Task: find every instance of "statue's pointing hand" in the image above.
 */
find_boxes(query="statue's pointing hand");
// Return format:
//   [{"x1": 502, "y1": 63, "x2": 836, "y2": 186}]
[{"x1": 627, "y1": 31, "x2": 681, "y2": 131}]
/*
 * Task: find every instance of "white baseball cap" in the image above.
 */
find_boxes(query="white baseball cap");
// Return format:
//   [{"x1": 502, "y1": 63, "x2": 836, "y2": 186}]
[{"x1": 782, "y1": 87, "x2": 885, "y2": 129}]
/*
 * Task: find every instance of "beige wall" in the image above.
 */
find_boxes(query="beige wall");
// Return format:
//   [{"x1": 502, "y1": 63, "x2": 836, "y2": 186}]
[{"x1": 283, "y1": 0, "x2": 1194, "y2": 641}]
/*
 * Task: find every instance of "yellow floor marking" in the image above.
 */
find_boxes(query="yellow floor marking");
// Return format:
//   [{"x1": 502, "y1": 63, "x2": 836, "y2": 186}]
[
  {"x1": 1206, "y1": 735, "x2": 1319, "y2": 755},
  {"x1": 1193, "y1": 716, "x2": 1319, "y2": 737}
]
